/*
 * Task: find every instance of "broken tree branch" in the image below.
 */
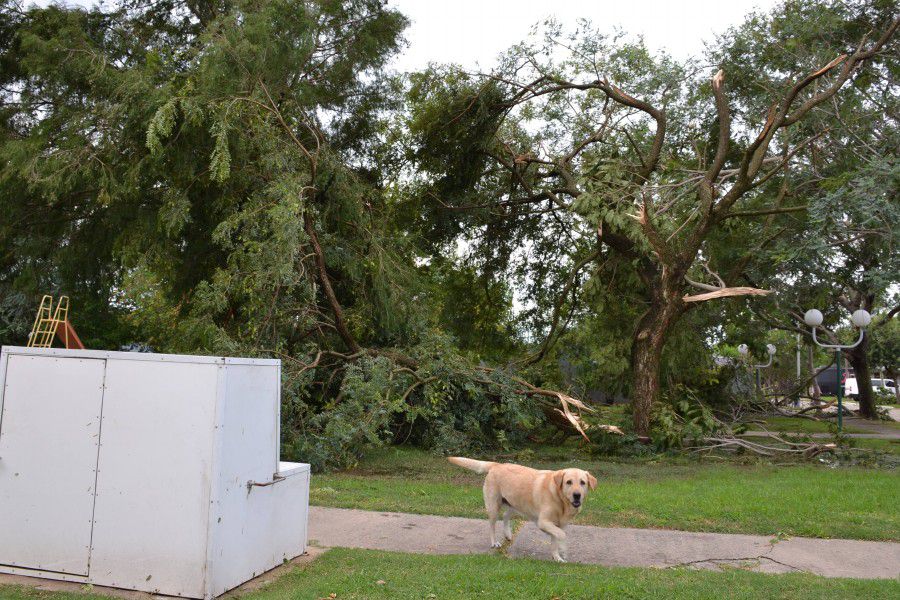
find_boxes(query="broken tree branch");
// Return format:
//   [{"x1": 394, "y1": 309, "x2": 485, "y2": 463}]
[{"x1": 682, "y1": 287, "x2": 772, "y2": 303}]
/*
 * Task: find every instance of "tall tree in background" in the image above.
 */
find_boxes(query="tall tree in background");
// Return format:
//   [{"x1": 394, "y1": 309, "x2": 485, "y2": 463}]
[{"x1": 407, "y1": 8, "x2": 897, "y2": 434}]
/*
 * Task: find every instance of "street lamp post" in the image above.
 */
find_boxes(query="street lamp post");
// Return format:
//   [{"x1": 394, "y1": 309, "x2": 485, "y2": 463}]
[
  {"x1": 738, "y1": 343, "x2": 776, "y2": 392},
  {"x1": 803, "y1": 308, "x2": 871, "y2": 432}
]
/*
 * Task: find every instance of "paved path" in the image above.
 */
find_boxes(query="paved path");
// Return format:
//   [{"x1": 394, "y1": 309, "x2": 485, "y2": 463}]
[
  {"x1": 309, "y1": 506, "x2": 900, "y2": 579},
  {"x1": 841, "y1": 416, "x2": 900, "y2": 438}
]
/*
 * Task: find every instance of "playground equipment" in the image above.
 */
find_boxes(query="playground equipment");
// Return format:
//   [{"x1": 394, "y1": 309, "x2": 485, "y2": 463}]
[
  {"x1": 27, "y1": 295, "x2": 84, "y2": 349},
  {"x1": 0, "y1": 346, "x2": 309, "y2": 599}
]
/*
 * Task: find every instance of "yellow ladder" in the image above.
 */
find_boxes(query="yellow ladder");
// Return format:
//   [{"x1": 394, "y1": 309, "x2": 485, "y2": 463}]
[{"x1": 27, "y1": 295, "x2": 70, "y2": 348}]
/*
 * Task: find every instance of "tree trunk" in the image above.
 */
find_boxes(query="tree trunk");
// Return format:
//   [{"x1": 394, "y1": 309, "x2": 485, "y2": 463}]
[
  {"x1": 631, "y1": 330, "x2": 663, "y2": 437},
  {"x1": 846, "y1": 335, "x2": 876, "y2": 419},
  {"x1": 630, "y1": 292, "x2": 683, "y2": 436}
]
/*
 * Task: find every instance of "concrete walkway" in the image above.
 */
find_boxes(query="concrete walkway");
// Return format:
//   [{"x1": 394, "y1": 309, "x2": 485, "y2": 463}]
[{"x1": 309, "y1": 506, "x2": 900, "y2": 579}]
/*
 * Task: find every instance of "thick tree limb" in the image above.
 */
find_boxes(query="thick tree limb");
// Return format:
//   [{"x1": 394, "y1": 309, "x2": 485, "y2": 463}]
[{"x1": 706, "y1": 69, "x2": 730, "y2": 182}]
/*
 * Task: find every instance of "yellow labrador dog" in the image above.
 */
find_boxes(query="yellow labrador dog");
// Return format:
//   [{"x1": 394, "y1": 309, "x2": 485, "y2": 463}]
[{"x1": 448, "y1": 457, "x2": 597, "y2": 562}]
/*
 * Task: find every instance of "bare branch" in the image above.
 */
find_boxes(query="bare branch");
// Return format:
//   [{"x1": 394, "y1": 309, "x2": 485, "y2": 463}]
[
  {"x1": 684, "y1": 276, "x2": 721, "y2": 293},
  {"x1": 702, "y1": 261, "x2": 726, "y2": 288},
  {"x1": 535, "y1": 76, "x2": 667, "y2": 180}
]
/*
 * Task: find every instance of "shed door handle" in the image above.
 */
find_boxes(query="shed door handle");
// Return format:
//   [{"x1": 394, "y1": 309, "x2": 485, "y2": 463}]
[{"x1": 246, "y1": 473, "x2": 285, "y2": 491}]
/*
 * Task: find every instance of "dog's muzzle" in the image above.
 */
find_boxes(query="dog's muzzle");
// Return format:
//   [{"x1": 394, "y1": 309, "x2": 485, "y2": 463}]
[{"x1": 571, "y1": 493, "x2": 582, "y2": 508}]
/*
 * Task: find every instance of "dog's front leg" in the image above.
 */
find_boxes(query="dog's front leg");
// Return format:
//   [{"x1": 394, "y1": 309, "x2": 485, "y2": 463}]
[{"x1": 537, "y1": 517, "x2": 567, "y2": 562}]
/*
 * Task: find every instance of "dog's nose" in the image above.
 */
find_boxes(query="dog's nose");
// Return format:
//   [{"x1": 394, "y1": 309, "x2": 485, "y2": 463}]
[{"x1": 573, "y1": 493, "x2": 581, "y2": 500}]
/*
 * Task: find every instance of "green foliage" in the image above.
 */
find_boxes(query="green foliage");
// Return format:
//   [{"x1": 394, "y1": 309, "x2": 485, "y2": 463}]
[
  {"x1": 705, "y1": 0, "x2": 898, "y2": 416},
  {"x1": 427, "y1": 258, "x2": 521, "y2": 362},
  {"x1": 281, "y1": 340, "x2": 544, "y2": 471},
  {"x1": 651, "y1": 385, "x2": 722, "y2": 450},
  {"x1": 297, "y1": 356, "x2": 409, "y2": 471},
  {"x1": 0, "y1": 0, "x2": 553, "y2": 472}
]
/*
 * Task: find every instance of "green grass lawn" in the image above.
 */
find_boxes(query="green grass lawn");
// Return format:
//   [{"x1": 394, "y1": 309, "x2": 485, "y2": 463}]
[
  {"x1": 311, "y1": 446, "x2": 900, "y2": 541},
  {"x1": 4, "y1": 548, "x2": 897, "y2": 600}
]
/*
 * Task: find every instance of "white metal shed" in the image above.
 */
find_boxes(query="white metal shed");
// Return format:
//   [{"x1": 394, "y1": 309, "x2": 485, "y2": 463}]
[{"x1": 0, "y1": 346, "x2": 309, "y2": 599}]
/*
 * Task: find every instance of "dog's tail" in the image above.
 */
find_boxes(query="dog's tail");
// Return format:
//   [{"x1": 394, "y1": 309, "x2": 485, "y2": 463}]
[{"x1": 447, "y1": 456, "x2": 496, "y2": 474}]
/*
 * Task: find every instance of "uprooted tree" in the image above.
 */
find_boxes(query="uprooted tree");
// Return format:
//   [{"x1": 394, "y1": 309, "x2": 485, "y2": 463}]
[{"x1": 407, "y1": 15, "x2": 898, "y2": 436}]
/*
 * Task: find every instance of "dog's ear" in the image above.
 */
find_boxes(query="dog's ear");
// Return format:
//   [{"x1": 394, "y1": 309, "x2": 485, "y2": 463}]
[
  {"x1": 553, "y1": 470, "x2": 566, "y2": 489},
  {"x1": 586, "y1": 472, "x2": 598, "y2": 491}
]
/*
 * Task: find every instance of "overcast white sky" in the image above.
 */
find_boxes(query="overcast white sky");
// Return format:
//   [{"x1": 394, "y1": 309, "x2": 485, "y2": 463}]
[
  {"x1": 37, "y1": 0, "x2": 781, "y2": 69},
  {"x1": 388, "y1": 0, "x2": 781, "y2": 71}
]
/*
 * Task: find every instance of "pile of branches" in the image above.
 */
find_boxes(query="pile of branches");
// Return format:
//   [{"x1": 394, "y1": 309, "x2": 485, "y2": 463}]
[
  {"x1": 688, "y1": 433, "x2": 836, "y2": 458},
  {"x1": 678, "y1": 398, "x2": 840, "y2": 459}
]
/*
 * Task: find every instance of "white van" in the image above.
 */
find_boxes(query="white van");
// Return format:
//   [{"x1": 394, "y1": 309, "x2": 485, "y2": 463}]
[{"x1": 844, "y1": 377, "x2": 896, "y2": 398}]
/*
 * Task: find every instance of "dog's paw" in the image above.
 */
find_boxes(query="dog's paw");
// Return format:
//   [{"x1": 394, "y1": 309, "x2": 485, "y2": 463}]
[
  {"x1": 552, "y1": 555, "x2": 567, "y2": 563},
  {"x1": 491, "y1": 541, "x2": 503, "y2": 548},
  {"x1": 504, "y1": 529, "x2": 514, "y2": 541}
]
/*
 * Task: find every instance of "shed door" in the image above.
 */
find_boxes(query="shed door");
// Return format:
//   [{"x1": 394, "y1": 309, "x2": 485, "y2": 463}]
[{"x1": 0, "y1": 355, "x2": 105, "y2": 576}]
